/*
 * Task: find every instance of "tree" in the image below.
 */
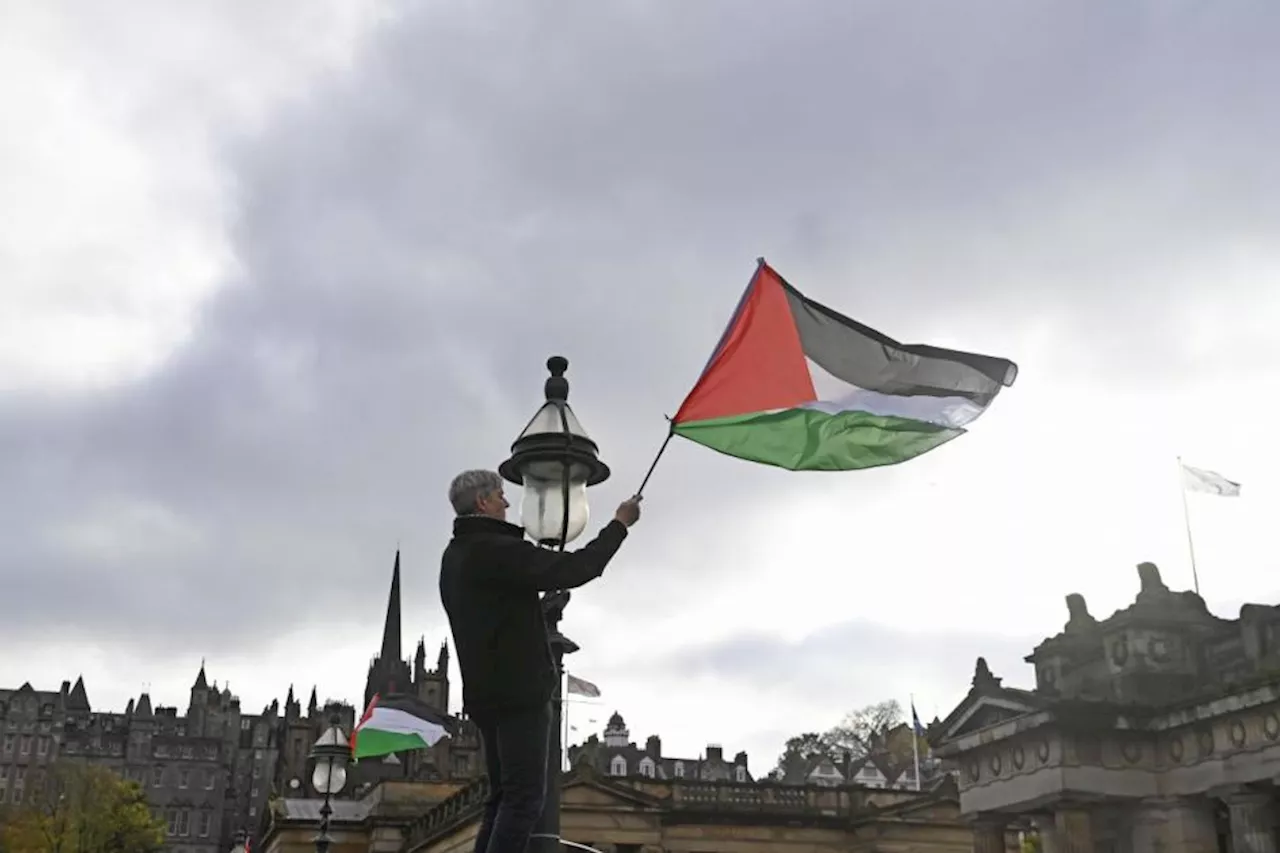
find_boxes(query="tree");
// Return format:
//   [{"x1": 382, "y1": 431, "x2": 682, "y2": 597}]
[
  {"x1": 772, "y1": 700, "x2": 908, "y2": 776},
  {"x1": 0, "y1": 762, "x2": 165, "y2": 853}
]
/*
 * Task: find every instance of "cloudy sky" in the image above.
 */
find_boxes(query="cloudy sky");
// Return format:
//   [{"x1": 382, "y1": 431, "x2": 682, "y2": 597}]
[{"x1": 4, "y1": 0, "x2": 1279, "y2": 775}]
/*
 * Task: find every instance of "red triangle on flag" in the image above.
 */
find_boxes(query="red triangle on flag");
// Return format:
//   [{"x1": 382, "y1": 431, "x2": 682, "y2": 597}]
[{"x1": 674, "y1": 262, "x2": 816, "y2": 424}]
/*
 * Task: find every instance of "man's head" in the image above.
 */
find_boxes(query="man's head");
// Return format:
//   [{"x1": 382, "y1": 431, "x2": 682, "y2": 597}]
[{"x1": 448, "y1": 469, "x2": 509, "y2": 520}]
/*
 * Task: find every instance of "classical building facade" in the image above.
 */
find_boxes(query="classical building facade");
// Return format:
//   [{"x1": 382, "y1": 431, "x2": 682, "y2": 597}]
[
  {"x1": 260, "y1": 764, "x2": 994, "y2": 853},
  {"x1": 931, "y1": 561, "x2": 1280, "y2": 852}
]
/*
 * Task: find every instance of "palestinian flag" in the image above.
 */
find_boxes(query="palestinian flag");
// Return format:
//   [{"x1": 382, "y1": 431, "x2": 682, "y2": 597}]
[
  {"x1": 350, "y1": 693, "x2": 449, "y2": 761},
  {"x1": 672, "y1": 260, "x2": 1017, "y2": 471}
]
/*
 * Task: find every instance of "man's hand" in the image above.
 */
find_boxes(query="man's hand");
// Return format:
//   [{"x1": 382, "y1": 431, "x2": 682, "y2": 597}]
[{"x1": 614, "y1": 495, "x2": 643, "y2": 528}]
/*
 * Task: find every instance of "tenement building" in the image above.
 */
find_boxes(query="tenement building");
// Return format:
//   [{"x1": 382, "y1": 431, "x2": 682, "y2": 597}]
[
  {"x1": 931, "y1": 561, "x2": 1280, "y2": 852},
  {"x1": 0, "y1": 666, "x2": 284, "y2": 852},
  {"x1": 0, "y1": 549, "x2": 484, "y2": 852}
]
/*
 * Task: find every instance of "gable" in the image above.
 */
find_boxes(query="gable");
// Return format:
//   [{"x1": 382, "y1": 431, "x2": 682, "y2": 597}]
[
  {"x1": 561, "y1": 778, "x2": 663, "y2": 811},
  {"x1": 939, "y1": 695, "x2": 1038, "y2": 742}
]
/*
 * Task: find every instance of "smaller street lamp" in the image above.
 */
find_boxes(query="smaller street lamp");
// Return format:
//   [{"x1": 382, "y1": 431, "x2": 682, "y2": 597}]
[{"x1": 309, "y1": 714, "x2": 352, "y2": 853}]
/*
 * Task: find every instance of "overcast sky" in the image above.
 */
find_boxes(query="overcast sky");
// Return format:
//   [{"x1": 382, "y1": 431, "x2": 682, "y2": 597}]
[{"x1": 4, "y1": 1, "x2": 1279, "y2": 775}]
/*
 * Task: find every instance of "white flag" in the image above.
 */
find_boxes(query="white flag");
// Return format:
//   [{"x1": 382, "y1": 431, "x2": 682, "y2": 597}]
[
  {"x1": 1182, "y1": 464, "x2": 1242, "y2": 497},
  {"x1": 566, "y1": 674, "x2": 601, "y2": 698}
]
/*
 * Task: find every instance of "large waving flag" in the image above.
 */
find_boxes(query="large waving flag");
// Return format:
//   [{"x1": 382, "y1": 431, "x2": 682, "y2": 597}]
[
  {"x1": 672, "y1": 260, "x2": 1018, "y2": 471},
  {"x1": 351, "y1": 693, "x2": 450, "y2": 761},
  {"x1": 1181, "y1": 463, "x2": 1241, "y2": 497}
]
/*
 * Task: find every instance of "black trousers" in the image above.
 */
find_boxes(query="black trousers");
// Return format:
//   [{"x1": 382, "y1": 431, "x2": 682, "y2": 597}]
[{"x1": 471, "y1": 702, "x2": 552, "y2": 853}]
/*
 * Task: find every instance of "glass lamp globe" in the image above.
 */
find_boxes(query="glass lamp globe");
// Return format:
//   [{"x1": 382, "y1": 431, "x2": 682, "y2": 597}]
[
  {"x1": 311, "y1": 758, "x2": 347, "y2": 796},
  {"x1": 499, "y1": 357, "x2": 610, "y2": 548},
  {"x1": 309, "y1": 720, "x2": 350, "y2": 796}
]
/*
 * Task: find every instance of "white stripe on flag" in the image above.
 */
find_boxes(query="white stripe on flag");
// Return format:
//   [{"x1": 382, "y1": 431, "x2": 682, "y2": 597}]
[
  {"x1": 360, "y1": 706, "x2": 447, "y2": 741},
  {"x1": 1182, "y1": 464, "x2": 1242, "y2": 497}
]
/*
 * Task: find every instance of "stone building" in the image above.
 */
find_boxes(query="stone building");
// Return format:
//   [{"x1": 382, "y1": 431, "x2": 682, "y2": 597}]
[
  {"x1": 568, "y1": 711, "x2": 754, "y2": 783},
  {"x1": 260, "y1": 763, "x2": 990, "y2": 853},
  {"x1": 931, "y1": 560, "x2": 1280, "y2": 851},
  {"x1": 0, "y1": 665, "x2": 282, "y2": 853},
  {"x1": 272, "y1": 552, "x2": 483, "y2": 805},
  {"x1": 774, "y1": 721, "x2": 947, "y2": 790}
]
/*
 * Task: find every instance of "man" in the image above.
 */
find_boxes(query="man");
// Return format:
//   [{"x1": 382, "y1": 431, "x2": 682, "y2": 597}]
[{"x1": 439, "y1": 469, "x2": 642, "y2": 853}]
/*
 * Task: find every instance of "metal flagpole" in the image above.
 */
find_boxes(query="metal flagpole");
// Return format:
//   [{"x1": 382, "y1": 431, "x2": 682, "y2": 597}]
[
  {"x1": 562, "y1": 670, "x2": 570, "y2": 772},
  {"x1": 1177, "y1": 456, "x2": 1202, "y2": 596}
]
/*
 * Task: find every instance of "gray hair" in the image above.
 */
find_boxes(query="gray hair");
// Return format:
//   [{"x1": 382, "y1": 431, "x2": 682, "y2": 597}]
[{"x1": 448, "y1": 469, "x2": 503, "y2": 515}]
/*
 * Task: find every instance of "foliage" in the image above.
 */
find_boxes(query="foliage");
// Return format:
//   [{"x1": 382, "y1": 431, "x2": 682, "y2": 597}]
[
  {"x1": 773, "y1": 699, "x2": 911, "y2": 775},
  {"x1": 1022, "y1": 832, "x2": 1043, "y2": 852},
  {"x1": 0, "y1": 761, "x2": 165, "y2": 853}
]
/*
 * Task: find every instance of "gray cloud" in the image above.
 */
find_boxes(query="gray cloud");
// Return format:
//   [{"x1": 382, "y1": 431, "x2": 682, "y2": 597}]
[{"x1": 3, "y1": 1, "x2": 1279, "y2": 676}]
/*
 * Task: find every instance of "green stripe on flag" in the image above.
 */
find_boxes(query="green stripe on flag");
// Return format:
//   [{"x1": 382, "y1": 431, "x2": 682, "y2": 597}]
[{"x1": 674, "y1": 408, "x2": 963, "y2": 471}]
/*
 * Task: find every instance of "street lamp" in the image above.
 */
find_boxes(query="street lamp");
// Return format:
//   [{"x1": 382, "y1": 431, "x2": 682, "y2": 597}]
[
  {"x1": 309, "y1": 715, "x2": 351, "y2": 853},
  {"x1": 499, "y1": 355, "x2": 611, "y2": 549},
  {"x1": 500, "y1": 356, "x2": 611, "y2": 853}
]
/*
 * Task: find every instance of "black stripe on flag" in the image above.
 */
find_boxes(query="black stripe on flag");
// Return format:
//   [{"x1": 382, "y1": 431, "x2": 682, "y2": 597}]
[{"x1": 779, "y1": 278, "x2": 1018, "y2": 402}]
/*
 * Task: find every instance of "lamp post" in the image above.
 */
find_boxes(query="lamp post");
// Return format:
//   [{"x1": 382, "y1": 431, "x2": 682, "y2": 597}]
[
  {"x1": 499, "y1": 356, "x2": 611, "y2": 853},
  {"x1": 309, "y1": 715, "x2": 352, "y2": 853}
]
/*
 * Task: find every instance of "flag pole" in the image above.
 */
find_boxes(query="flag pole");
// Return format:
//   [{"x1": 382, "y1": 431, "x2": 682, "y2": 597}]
[
  {"x1": 635, "y1": 419, "x2": 675, "y2": 497},
  {"x1": 910, "y1": 695, "x2": 921, "y2": 792},
  {"x1": 1176, "y1": 456, "x2": 1202, "y2": 596}
]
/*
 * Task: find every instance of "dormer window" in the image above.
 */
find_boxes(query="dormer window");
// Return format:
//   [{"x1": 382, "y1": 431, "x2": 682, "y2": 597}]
[
  {"x1": 638, "y1": 757, "x2": 655, "y2": 778},
  {"x1": 674, "y1": 761, "x2": 685, "y2": 778},
  {"x1": 609, "y1": 756, "x2": 627, "y2": 776}
]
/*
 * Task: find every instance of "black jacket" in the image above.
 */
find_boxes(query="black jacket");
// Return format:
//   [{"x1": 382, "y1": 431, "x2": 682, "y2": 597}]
[{"x1": 439, "y1": 515, "x2": 628, "y2": 713}]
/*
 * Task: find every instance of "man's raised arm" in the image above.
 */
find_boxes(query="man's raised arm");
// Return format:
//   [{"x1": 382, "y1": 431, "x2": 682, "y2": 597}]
[{"x1": 493, "y1": 496, "x2": 642, "y2": 591}]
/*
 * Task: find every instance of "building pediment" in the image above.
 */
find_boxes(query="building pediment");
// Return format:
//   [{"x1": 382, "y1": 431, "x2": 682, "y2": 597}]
[
  {"x1": 933, "y1": 659, "x2": 1044, "y2": 747},
  {"x1": 562, "y1": 775, "x2": 665, "y2": 811}
]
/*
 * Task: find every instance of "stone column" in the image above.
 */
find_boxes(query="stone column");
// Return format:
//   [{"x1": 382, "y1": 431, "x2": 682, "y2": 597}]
[
  {"x1": 1131, "y1": 797, "x2": 1219, "y2": 853},
  {"x1": 1227, "y1": 791, "x2": 1277, "y2": 853},
  {"x1": 1054, "y1": 808, "x2": 1094, "y2": 853},
  {"x1": 972, "y1": 815, "x2": 1008, "y2": 853}
]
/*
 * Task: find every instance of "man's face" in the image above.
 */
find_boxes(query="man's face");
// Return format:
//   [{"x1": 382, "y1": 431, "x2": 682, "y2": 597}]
[{"x1": 476, "y1": 486, "x2": 509, "y2": 521}]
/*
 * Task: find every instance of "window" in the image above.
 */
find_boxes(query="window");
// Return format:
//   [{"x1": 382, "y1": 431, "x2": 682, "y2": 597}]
[
  {"x1": 179, "y1": 770, "x2": 190, "y2": 789},
  {"x1": 673, "y1": 762, "x2": 685, "y2": 778},
  {"x1": 199, "y1": 812, "x2": 212, "y2": 837},
  {"x1": 151, "y1": 768, "x2": 163, "y2": 788},
  {"x1": 166, "y1": 809, "x2": 178, "y2": 836},
  {"x1": 204, "y1": 770, "x2": 215, "y2": 790},
  {"x1": 252, "y1": 763, "x2": 260, "y2": 779},
  {"x1": 19, "y1": 736, "x2": 31, "y2": 755},
  {"x1": 181, "y1": 746, "x2": 193, "y2": 759},
  {"x1": 735, "y1": 766, "x2": 747, "y2": 783},
  {"x1": 241, "y1": 720, "x2": 251, "y2": 731},
  {"x1": 638, "y1": 758, "x2": 655, "y2": 778},
  {"x1": 37, "y1": 737, "x2": 49, "y2": 756},
  {"x1": 2, "y1": 734, "x2": 13, "y2": 755},
  {"x1": 609, "y1": 756, "x2": 627, "y2": 776},
  {"x1": 177, "y1": 809, "x2": 190, "y2": 837}
]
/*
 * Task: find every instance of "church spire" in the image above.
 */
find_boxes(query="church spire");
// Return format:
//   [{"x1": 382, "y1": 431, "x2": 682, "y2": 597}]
[{"x1": 380, "y1": 550, "x2": 402, "y2": 663}]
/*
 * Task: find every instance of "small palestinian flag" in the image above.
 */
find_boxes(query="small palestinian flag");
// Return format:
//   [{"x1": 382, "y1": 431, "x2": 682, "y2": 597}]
[
  {"x1": 350, "y1": 693, "x2": 449, "y2": 761},
  {"x1": 673, "y1": 260, "x2": 1017, "y2": 471}
]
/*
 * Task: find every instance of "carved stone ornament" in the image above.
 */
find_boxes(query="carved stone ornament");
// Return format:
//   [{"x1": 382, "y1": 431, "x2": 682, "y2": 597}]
[
  {"x1": 1264, "y1": 712, "x2": 1280, "y2": 741},
  {"x1": 1168, "y1": 736, "x2": 1184, "y2": 763},
  {"x1": 1196, "y1": 728, "x2": 1214, "y2": 758},
  {"x1": 1110, "y1": 637, "x2": 1129, "y2": 666},
  {"x1": 1012, "y1": 745, "x2": 1025, "y2": 770},
  {"x1": 1229, "y1": 720, "x2": 1247, "y2": 748},
  {"x1": 1149, "y1": 635, "x2": 1170, "y2": 662},
  {"x1": 1122, "y1": 741, "x2": 1142, "y2": 764},
  {"x1": 988, "y1": 753, "x2": 1002, "y2": 776},
  {"x1": 967, "y1": 760, "x2": 980, "y2": 782},
  {"x1": 1036, "y1": 740, "x2": 1050, "y2": 764}
]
